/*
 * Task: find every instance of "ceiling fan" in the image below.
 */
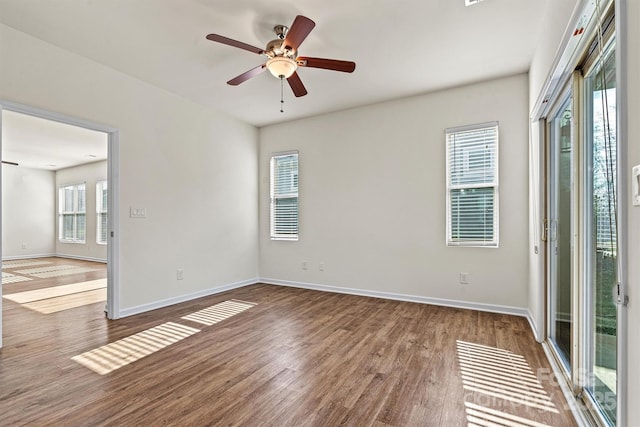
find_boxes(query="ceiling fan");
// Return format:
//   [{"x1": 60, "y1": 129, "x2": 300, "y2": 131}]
[{"x1": 206, "y1": 15, "x2": 356, "y2": 98}]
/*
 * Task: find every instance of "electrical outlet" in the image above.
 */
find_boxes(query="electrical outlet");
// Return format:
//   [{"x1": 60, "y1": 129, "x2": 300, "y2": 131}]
[
  {"x1": 319, "y1": 262, "x2": 325, "y2": 271},
  {"x1": 177, "y1": 269, "x2": 184, "y2": 280},
  {"x1": 130, "y1": 207, "x2": 147, "y2": 218},
  {"x1": 301, "y1": 261, "x2": 308, "y2": 270},
  {"x1": 21, "y1": 243, "x2": 27, "y2": 249},
  {"x1": 460, "y1": 272, "x2": 469, "y2": 284}
]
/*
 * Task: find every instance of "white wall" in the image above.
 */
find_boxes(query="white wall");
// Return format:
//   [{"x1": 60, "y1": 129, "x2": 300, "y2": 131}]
[
  {"x1": 622, "y1": 1, "x2": 639, "y2": 424},
  {"x1": 55, "y1": 161, "x2": 107, "y2": 261},
  {"x1": 1, "y1": 165, "x2": 55, "y2": 258},
  {"x1": 0, "y1": 24, "x2": 259, "y2": 313},
  {"x1": 259, "y1": 74, "x2": 530, "y2": 311},
  {"x1": 529, "y1": 0, "x2": 581, "y2": 112}
]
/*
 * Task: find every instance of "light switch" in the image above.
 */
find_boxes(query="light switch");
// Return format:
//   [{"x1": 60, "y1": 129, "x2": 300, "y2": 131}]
[{"x1": 633, "y1": 165, "x2": 640, "y2": 207}]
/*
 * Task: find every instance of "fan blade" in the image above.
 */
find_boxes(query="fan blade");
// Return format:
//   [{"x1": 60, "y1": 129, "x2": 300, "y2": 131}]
[
  {"x1": 282, "y1": 15, "x2": 315, "y2": 51},
  {"x1": 206, "y1": 34, "x2": 264, "y2": 55},
  {"x1": 287, "y1": 72, "x2": 308, "y2": 97},
  {"x1": 227, "y1": 64, "x2": 266, "y2": 85},
  {"x1": 297, "y1": 57, "x2": 356, "y2": 73}
]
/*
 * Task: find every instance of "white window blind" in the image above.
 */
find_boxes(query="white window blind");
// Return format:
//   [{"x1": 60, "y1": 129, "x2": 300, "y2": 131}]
[
  {"x1": 96, "y1": 180, "x2": 108, "y2": 245},
  {"x1": 270, "y1": 152, "x2": 299, "y2": 240},
  {"x1": 446, "y1": 122, "x2": 499, "y2": 247},
  {"x1": 59, "y1": 183, "x2": 86, "y2": 243}
]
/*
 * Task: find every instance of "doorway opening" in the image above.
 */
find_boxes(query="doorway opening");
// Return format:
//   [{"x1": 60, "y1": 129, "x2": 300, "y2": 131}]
[{"x1": 0, "y1": 101, "x2": 120, "y2": 348}]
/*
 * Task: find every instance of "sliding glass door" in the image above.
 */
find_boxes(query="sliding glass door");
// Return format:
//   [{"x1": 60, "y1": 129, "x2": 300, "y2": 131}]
[
  {"x1": 548, "y1": 95, "x2": 574, "y2": 373},
  {"x1": 544, "y1": 8, "x2": 621, "y2": 425}
]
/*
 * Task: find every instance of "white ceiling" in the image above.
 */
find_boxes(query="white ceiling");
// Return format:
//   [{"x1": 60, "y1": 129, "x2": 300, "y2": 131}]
[
  {"x1": 2, "y1": 110, "x2": 108, "y2": 171},
  {"x1": 0, "y1": 0, "x2": 548, "y2": 168}
]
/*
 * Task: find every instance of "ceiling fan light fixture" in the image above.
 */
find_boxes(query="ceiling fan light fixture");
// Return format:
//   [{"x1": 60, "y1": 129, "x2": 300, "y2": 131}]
[{"x1": 266, "y1": 56, "x2": 297, "y2": 79}]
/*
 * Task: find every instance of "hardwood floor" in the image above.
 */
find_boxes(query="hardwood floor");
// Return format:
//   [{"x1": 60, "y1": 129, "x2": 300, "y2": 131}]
[{"x1": 1, "y1": 270, "x2": 577, "y2": 426}]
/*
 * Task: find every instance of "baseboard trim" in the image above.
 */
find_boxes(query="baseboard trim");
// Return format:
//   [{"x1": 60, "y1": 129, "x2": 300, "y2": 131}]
[
  {"x1": 55, "y1": 254, "x2": 107, "y2": 263},
  {"x1": 258, "y1": 277, "x2": 529, "y2": 318},
  {"x1": 118, "y1": 278, "x2": 258, "y2": 318},
  {"x1": 527, "y1": 309, "x2": 544, "y2": 343},
  {"x1": 2, "y1": 253, "x2": 56, "y2": 261},
  {"x1": 119, "y1": 276, "x2": 531, "y2": 334},
  {"x1": 1, "y1": 253, "x2": 106, "y2": 263}
]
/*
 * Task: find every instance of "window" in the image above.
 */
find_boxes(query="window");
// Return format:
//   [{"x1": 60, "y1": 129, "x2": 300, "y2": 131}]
[
  {"x1": 446, "y1": 122, "x2": 499, "y2": 247},
  {"x1": 270, "y1": 152, "x2": 299, "y2": 240},
  {"x1": 96, "y1": 180, "x2": 108, "y2": 245},
  {"x1": 59, "y1": 183, "x2": 86, "y2": 243}
]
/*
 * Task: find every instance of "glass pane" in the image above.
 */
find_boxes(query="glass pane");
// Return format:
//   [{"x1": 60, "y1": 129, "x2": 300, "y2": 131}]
[
  {"x1": 63, "y1": 215, "x2": 74, "y2": 239},
  {"x1": 64, "y1": 187, "x2": 74, "y2": 212},
  {"x1": 585, "y1": 45, "x2": 617, "y2": 425},
  {"x1": 77, "y1": 185, "x2": 86, "y2": 212},
  {"x1": 102, "y1": 188, "x2": 108, "y2": 211},
  {"x1": 76, "y1": 214, "x2": 86, "y2": 241},
  {"x1": 273, "y1": 197, "x2": 298, "y2": 236},
  {"x1": 98, "y1": 213, "x2": 108, "y2": 243},
  {"x1": 273, "y1": 154, "x2": 298, "y2": 196},
  {"x1": 549, "y1": 96, "x2": 573, "y2": 371},
  {"x1": 449, "y1": 187, "x2": 494, "y2": 242},
  {"x1": 271, "y1": 153, "x2": 299, "y2": 238},
  {"x1": 448, "y1": 126, "x2": 497, "y2": 186}
]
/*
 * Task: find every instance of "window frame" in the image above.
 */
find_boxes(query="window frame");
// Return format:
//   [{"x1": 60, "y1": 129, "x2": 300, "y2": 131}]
[
  {"x1": 445, "y1": 121, "x2": 499, "y2": 247},
  {"x1": 58, "y1": 183, "x2": 87, "y2": 244},
  {"x1": 270, "y1": 151, "x2": 299, "y2": 241}
]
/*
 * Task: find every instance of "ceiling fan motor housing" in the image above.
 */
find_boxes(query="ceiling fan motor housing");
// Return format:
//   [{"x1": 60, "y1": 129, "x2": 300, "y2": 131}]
[{"x1": 265, "y1": 39, "x2": 296, "y2": 59}]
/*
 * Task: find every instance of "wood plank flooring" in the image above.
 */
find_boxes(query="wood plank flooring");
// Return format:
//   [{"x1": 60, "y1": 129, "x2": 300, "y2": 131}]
[{"x1": 1, "y1": 266, "x2": 577, "y2": 426}]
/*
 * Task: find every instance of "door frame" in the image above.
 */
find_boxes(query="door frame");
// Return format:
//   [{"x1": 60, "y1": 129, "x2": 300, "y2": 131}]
[{"x1": 0, "y1": 100, "x2": 120, "y2": 349}]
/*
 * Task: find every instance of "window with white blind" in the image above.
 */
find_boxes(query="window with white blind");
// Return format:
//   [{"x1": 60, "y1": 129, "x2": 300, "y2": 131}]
[
  {"x1": 446, "y1": 122, "x2": 499, "y2": 247},
  {"x1": 96, "y1": 180, "x2": 108, "y2": 245},
  {"x1": 270, "y1": 151, "x2": 299, "y2": 240},
  {"x1": 59, "y1": 183, "x2": 86, "y2": 243}
]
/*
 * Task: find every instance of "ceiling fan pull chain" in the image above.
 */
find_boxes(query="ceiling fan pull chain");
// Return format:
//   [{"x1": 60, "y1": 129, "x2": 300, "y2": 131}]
[{"x1": 280, "y1": 76, "x2": 285, "y2": 113}]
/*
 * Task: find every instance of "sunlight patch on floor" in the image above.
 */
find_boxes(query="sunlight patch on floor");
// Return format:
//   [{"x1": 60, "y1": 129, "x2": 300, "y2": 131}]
[
  {"x1": 72, "y1": 322, "x2": 200, "y2": 375},
  {"x1": 1, "y1": 272, "x2": 33, "y2": 285},
  {"x1": 457, "y1": 340, "x2": 559, "y2": 416},
  {"x1": 181, "y1": 299, "x2": 256, "y2": 326},
  {"x1": 1, "y1": 259, "x2": 52, "y2": 269},
  {"x1": 22, "y1": 288, "x2": 107, "y2": 314},
  {"x1": 15, "y1": 265, "x2": 100, "y2": 278},
  {"x1": 3, "y1": 278, "x2": 106, "y2": 304},
  {"x1": 15, "y1": 264, "x2": 85, "y2": 274},
  {"x1": 464, "y1": 402, "x2": 552, "y2": 427}
]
